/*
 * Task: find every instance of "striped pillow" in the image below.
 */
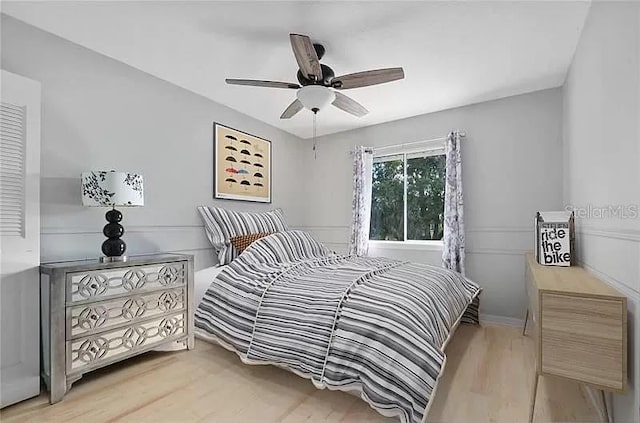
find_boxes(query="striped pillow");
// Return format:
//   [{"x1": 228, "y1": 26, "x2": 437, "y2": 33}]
[{"x1": 198, "y1": 206, "x2": 288, "y2": 265}]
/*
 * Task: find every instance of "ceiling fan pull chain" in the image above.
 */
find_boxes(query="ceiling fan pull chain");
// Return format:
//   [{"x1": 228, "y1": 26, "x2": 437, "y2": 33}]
[{"x1": 312, "y1": 110, "x2": 317, "y2": 160}]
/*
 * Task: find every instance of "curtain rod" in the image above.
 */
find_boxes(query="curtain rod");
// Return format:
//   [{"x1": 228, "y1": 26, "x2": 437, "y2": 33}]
[{"x1": 366, "y1": 132, "x2": 466, "y2": 154}]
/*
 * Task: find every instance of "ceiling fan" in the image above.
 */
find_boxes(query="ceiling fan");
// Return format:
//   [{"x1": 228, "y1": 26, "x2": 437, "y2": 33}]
[{"x1": 226, "y1": 33, "x2": 405, "y2": 119}]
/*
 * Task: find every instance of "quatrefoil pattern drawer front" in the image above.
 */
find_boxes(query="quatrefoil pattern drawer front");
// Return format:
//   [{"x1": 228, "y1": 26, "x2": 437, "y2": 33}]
[
  {"x1": 69, "y1": 288, "x2": 185, "y2": 338},
  {"x1": 68, "y1": 312, "x2": 186, "y2": 372},
  {"x1": 67, "y1": 262, "x2": 185, "y2": 303}
]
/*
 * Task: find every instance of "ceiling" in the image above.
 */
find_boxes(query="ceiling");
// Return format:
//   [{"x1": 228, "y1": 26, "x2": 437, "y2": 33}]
[{"x1": 2, "y1": 1, "x2": 590, "y2": 139}]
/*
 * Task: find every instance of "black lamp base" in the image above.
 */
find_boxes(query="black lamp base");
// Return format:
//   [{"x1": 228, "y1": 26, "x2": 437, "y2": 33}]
[
  {"x1": 99, "y1": 255, "x2": 128, "y2": 263},
  {"x1": 101, "y1": 208, "x2": 127, "y2": 261}
]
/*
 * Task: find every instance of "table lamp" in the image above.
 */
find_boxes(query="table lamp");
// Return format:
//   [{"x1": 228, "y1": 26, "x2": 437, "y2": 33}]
[{"x1": 81, "y1": 171, "x2": 144, "y2": 262}]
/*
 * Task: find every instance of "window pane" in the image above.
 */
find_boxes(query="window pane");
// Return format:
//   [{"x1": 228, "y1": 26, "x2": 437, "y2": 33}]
[
  {"x1": 370, "y1": 157, "x2": 404, "y2": 241},
  {"x1": 406, "y1": 154, "x2": 446, "y2": 240}
]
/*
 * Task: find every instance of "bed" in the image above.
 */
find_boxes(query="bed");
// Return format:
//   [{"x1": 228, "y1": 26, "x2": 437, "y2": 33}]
[
  {"x1": 194, "y1": 265, "x2": 226, "y2": 308},
  {"x1": 193, "y1": 230, "x2": 480, "y2": 423}
]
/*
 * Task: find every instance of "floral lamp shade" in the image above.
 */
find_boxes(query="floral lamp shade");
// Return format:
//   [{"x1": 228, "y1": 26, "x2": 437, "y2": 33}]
[{"x1": 81, "y1": 171, "x2": 144, "y2": 207}]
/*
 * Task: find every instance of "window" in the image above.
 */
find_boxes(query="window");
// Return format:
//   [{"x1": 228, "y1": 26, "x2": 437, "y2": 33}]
[{"x1": 370, "y1": 147, "x2": 446, "y2": 242}]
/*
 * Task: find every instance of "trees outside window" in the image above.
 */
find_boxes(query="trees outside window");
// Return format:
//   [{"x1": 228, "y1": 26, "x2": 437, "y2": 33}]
[{"x1": 370, "y1": 151, "x2": 445, "y2": 242}]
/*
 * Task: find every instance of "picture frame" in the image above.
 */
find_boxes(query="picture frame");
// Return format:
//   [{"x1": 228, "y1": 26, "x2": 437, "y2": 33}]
[{"x1": 213, "y1": 122, "x2": 272, "y2": 203}]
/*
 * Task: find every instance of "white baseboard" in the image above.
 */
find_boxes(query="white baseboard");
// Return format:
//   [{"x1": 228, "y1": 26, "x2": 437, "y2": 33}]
[{"x1": 480, "y1": 314, "x2": 525, "y2": 327}]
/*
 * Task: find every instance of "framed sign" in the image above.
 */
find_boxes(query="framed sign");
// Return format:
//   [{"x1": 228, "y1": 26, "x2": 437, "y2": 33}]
[{"x1": 213, "y1": 123, "x2": 272, "y2": 203}]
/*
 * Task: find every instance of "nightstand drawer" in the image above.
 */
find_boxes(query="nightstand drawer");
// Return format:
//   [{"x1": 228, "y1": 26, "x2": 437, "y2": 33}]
[
  {"x1": 68, "y1": 311, "x2": 186, "y2": 373},
  {"x1": 67, "y1": 262, "x2": 185, "y2": 303},
  {"x1": 541, "y1": 293, "x2": 625, "y2": 391},
  {"x1": 68, "y1": 287, "x2": 185, "y2": 338}
]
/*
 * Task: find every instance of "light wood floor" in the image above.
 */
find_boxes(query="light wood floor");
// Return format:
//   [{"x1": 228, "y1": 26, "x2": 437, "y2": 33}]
[{"x1": 1, "y1": 324, "x2": 602, "y2": 423}]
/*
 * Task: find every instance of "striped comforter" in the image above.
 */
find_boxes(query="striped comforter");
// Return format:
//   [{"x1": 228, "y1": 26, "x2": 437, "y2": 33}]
[{"x1": 195, "y1": 231, "x2": 481, "y2": 423}]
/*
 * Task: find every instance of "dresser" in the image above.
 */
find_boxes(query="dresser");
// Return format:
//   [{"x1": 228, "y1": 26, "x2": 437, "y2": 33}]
[
  {"x1": 524, "y1": 253, "x2": 627, "y2": 423},
  {"x1": 40, "y1": 253, "x2": 194, "y2": 404}
]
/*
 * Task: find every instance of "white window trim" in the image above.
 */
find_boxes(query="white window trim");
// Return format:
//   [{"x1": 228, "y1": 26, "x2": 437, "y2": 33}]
[
  {"x1": 372, "y1": 138, "x2": 446, "y2": 157},
  {"x1": 369, "y1": 239, "x2": 443, "y2": 251},
  {"x1": 369, "y1": 139, "x2": 446, "y2": 245}
]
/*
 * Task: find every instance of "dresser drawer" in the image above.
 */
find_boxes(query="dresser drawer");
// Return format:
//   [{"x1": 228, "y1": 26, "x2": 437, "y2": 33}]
[
  {"x1": 67, "y1": 262, "x2": 186, "y2": 303},
  {"x1": 540, "y1": 293, "x2": 625, "y2": 391},
  {"x1": 68, "y1": 288, "x2": 185, "y2": 338},
  {"x1": 67, "y1": 311, "x2": 186, "y2": 373}
]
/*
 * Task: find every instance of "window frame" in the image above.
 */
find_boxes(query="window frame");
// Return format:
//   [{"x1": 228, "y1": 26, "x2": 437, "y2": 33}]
[{"x1": 369, "y1": 141, "x2": 446, "y2": 247}]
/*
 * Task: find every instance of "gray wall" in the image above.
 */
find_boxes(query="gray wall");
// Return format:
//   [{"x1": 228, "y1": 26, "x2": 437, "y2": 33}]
[
  {"x1": 301, "y1": 88, "x2": 564, "y2": 321},
  {"x1": 563, "y1": 2, "x2": 640, "y2": 421},
  {"x1": 1, "y1": 15, "x2": 307, "y2": 270}
]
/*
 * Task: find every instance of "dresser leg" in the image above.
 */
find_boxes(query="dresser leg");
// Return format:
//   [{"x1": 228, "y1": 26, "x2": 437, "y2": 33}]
[
  {"x1": 187, "y1": 333, "x2": 195, "y2": 350},
  {"x1": 523, "y1": 308, "x2": 529, "y2": 336},
  {"x1": 601, "y1": 390, "x2": 611, "y2": 423},
  {"x1": 529, "y1": 373, "x2": 539, "y2": 423},
  {"x1": 49, "y1": 378, "x2": 67, "y2": 404},
  {"x1": 49, "y1": 271, "x2": 67, "y2": 404}
]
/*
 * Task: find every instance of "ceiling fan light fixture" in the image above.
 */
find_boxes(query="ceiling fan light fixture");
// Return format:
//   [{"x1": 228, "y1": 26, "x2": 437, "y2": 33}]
[{"x1": 296, "y1": 85, "x2": 335, "y2": 113}]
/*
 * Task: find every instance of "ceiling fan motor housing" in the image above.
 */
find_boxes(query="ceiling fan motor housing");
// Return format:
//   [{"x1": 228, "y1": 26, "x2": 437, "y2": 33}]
[
  {"x1": 297, "y1": 64, "x2": 335, "y2": 86},
  {"x1": 313, "y1": 43, "x2": 325, "y2": 60},
  {"x1": 296, "y1": 43, "x2": 335, "y2": 86}
]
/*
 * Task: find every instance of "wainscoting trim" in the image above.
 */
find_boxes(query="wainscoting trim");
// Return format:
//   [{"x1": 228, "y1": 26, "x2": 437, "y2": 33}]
[
  {"x1": 466, "y1": 226, "x2": 531, "y2": 233},
  {"x1": 294, "y1": 225, "x2": 534, "y2": 233},
  {"x1": 579, "y1": 227, "x2": 640, "y2": 243},
  {"x1": 40, "y1": 225, "x2": 215, "y2": 270},
  {"x1": 42, "y1": 225, "x2": 204, "y2": 235},
  {"x1": 579, "y1": 261, "x2": 640, "y2": 298},
  {"x1": 290, "y1": 226, "x2": 349, "y2": 230},
  {"x1": 467, "y1": 249, "x2": 528, "y2": 256}
]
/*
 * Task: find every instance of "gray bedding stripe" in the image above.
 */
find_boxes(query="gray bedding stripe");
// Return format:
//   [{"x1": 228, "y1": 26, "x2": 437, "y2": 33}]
[
  {"x1": 195, "y1": 230, "x2": 481, "y2": 423},
  {"x1": 247, "y1": 255, "x2": 402, "y2": 381}
]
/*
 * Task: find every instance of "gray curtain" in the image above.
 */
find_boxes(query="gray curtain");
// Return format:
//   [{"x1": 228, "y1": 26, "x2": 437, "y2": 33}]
[
  {"x1": 442, "y1": 131, "x2": 465, "y2": 274},
  {"x1": 348, "y1": 146, "x2": 373, "y2": 256}
]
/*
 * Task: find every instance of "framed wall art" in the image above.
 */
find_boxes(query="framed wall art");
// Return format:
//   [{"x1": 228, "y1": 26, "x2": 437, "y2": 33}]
[{"x1": 213, "y1": 123, "x2": 272, "y2": 203}]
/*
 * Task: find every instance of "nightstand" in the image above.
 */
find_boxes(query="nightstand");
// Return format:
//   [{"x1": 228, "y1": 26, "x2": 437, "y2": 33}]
[
  {"x1": 523, "y1": 253, "x2": 626, "y2": 423},
  {"x1": 40, "y1": 253, "x2": 194, "y2": 404}
]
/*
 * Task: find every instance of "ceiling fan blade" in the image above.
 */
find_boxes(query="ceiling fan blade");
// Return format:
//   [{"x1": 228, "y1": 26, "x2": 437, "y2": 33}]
[
  {"x1": 280, "y1": 99, "x2": 304, "y2": 119},
  {"x1": 289, "y1": 34, "x2": 322, "y2": 81},
  {"x1": 332, "y1": 67, "x2": 404, "y2": 90},
  {"x1": 332, "y1": 92, "x2": 368, "y2": 117},
  {"x1": 226, "y1": 79, "x2": 300, "y2": 89}
]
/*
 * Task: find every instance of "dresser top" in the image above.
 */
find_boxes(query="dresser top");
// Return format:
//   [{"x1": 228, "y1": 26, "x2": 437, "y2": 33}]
[
  {"x1": 526, "y1": 252, "x2": 624, "y2": 299},
  {"x1": 40, "y1": 253, "x2": 193, "y2": 274}
]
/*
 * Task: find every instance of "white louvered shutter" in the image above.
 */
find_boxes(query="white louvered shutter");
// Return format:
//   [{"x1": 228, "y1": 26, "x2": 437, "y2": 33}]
[
  {"x1": 0, "y1": 102, "x2": 26, "y2": 237},
  {"x1": 0, "y1": 70, "x2": 41, "y2": 408}
]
